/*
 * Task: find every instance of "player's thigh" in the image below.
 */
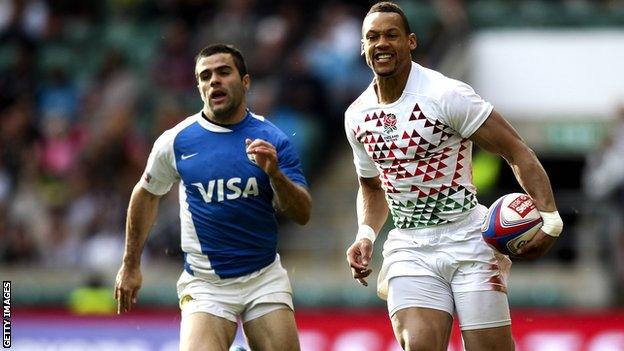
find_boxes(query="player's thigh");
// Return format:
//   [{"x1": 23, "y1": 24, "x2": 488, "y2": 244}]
[
  {"x1": 180, "y1": 312, "x2": 238, "y2": 351},
  {"x1": 454, "y1": 290, "x2": 513, "y2": 351},
  {"x1": 391, "y1": 307, "x2": 453, "y2": 351},
  {"x1": 388, "y1": 276, "x2": 454, "y2": 351},
  {"x1": 242, "y1": 306, "x2": 300, "y2": 351}
]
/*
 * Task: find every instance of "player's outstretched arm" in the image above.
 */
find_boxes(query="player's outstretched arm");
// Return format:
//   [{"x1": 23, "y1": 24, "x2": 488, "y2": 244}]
[
  {"x1": 346, "y1": 176, "x2": 388, "y2": 286},
  {"x1": 114, "y1": 184, "x2": 161, "y2": 313},
  {"x1": 245, "y1": 138, "x2": 311, "y2": 225},
  {"x1": 470, "y1": 109, "x2": 563, "y2": 258}
]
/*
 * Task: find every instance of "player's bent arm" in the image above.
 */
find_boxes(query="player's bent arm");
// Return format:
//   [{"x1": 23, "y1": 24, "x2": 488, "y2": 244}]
[
  {"x1": 470, "y1": 109, "x2": 556, "y2": 212},
  {"x1": 122, "y1": 183, "x2": 162, "y2": 267},
  {"x1": 470, "y1": 110, "x2": 562, "y2": 257},
  {"x1": 270, "y1": 170, "x2": 311, "y2": 225},
  {"x1": 357, "y1": 176, "x2": 389, "y2": 242}
]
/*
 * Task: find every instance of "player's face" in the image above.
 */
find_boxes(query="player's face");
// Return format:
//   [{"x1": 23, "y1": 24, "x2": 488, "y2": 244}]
[
  {"x1": 362, "y1": 12, "x2": 416, "y2": 78},
  {"x1": 196, "y1": 53, "x2": 250, "y2": 121}
]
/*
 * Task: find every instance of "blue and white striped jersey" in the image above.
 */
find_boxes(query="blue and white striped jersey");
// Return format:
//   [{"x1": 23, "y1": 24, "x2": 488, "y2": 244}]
[{"x1": 140, "y1": 111, "x2": 307, "y2": 279}]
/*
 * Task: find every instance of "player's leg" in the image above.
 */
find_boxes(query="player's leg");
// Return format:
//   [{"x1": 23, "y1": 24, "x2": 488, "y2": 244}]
[
  {"x1": 242, "y1": 304, "x2": 300, "y2": 351},
  {"x1": 176, "y1": 270, "x2": 242, "y2": 351},
  {"x1": 455, "y1": 290, "x2": 514, "y2": 351},
  {"x1": 239, "y1": 256, "x2": 299, "y2": 350},
  {"x1": 388, "y1": 276, "x2": 455, "y2": 351},
  {"x1": 180, "y1": 311, "x2": 238, "y2": 351},
  {"x1": 443, "y1": 205, "x2": 514, "y2": 350},
  {"x1": 462, "y1": 325, "x2": 514, "y2": 351},
  {"x1": 391, "y1": 307, "x2": 453, "y2": 351}
]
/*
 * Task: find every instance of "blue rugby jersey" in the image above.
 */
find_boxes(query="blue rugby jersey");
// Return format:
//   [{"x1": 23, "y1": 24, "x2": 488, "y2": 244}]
[{"x1": 140, "y1": 111, "x2": 307, "y2": 279}]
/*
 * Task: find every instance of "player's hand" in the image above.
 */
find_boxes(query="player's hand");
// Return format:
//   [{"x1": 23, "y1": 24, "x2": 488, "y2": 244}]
[
  {"x1": 346, "y1": 239, "x2": 374, "y2": 286},
  {"x1": 114, "y1": 264, "x2": 142, "y2": 314},
  {"x1": 246, "y1": 138, "x2": 278, "y2": 177},
  {"x1": 515, "y1": 229, "x2": 557, "y2": 259}
]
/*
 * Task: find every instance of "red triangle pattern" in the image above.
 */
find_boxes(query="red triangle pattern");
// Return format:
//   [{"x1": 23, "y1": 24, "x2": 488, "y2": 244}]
[
  {"x1": 451, "y1": 140, "x2": 470, "y2": 183},
  {"x1": 383, "y1": 179, "x2": 400, "y2": 193},
  {"x1": 358, "y1": 105, "x2": 465, "y2": 189}
]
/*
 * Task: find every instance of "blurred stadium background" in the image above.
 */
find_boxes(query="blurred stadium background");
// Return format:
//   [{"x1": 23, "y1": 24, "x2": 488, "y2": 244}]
[{"x1": 1, "y1": 0, "x2": 624, "y2": 350}]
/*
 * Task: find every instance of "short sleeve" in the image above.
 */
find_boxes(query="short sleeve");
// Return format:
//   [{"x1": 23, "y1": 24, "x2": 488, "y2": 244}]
[
  {"x1": 438, "y1": 81, "x2": 493, "y2": 138},
  {"x1": 139, "y1": 131, "x2": 179, "y2": 195},
  {"x1": 344, "y1": 113, "x2": 379, "y2": 178},
  {"x1": 276, "y1": 136, "x2": 308, "y2": 188}
]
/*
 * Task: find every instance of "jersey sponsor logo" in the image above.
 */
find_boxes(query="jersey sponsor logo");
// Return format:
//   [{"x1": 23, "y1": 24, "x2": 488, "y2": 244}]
[
  {"x1": 181, "y1": 152, "x2": 199, "y2": 160},
  {"x1": 192, "y1": 177, "x2": 259, "y2": 203},
  {"x1": 144, "y1": 173, "x2": 152, "y2": 183}
]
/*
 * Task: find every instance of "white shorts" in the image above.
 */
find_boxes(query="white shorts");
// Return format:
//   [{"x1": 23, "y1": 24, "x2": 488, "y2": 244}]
[
  {"x1": 378, "y1": 205, "x2": 512, "y2": 330},
  {"x1": 176, "y1": 255, "x2": 293, "y2": 323}
]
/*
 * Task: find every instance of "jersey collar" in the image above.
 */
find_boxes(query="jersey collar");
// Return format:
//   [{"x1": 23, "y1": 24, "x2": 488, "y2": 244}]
[{"x1": 195, "y1": 110, "x2": 252, "y2": 132}]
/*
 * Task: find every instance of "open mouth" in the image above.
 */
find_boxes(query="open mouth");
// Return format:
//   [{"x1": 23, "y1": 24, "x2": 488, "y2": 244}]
[
  {"x1": 374, "y1": 52, "x2": 394, "y2": 63},
  {"x1": 210, "y1": 90, "x2": 228, "y2": 104}
]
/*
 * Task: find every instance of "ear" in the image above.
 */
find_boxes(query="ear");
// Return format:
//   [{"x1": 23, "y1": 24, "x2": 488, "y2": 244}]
[
  {"x1": 360, "y1": 39, "x2": 365, "y2": 56},
  {"x1": 408, "y1": 33, "x2": 417, "y2": 51},
  {"x1": 242, "y1": 74, "x2": 251, "y2": 91}
]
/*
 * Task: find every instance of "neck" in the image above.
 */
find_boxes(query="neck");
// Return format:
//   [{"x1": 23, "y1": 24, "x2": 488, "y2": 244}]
[
  {"x1": 203, "y1": 101, "x2": 247, "y2": 125},
  {"x1": 375, "y1": 62, "x2": 412, "y2": 104}
]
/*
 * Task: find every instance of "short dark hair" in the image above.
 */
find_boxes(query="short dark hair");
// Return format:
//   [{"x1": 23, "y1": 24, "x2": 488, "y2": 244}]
[
  {"x1": 367, "y1": 1, "x2": 412, "y2": 34},
  {"x1": 195, "y1": 44, "x2": 248, "y2": 78}
]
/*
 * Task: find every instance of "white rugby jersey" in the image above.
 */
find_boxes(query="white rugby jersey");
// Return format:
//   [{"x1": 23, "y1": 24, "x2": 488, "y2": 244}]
[{"x1": 345, "y1": 62, "x2": 493, "y2": 228}]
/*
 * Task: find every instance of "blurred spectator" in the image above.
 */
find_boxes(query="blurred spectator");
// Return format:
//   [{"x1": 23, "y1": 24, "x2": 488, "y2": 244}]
[
  {"x1": 1, "y1": 220, "x2": 40, "y2": 264},
  {"x1": 193, "y1": 0, "x2": 258, "y2": 56},
  {"x1": 145, "y1": 190, "x2": 182, "y2": 261},
  {"x1": 68, "y1": 273, "x2": 117, "y2": 315},
  {"x1": 42, "y1": 206, "x2": 80, "y2": 267},
  {"x1": 0, "y1": 0, "x2": 49, "y2": 43},
  {"x1": 82, "y1": 48, "x2": 140, "y2": 134},
  {"x1": 38, "y1": 66, "x2": 79, "y2": 123},
  {"x1": 0, "y1": 98, "x2": 40, "y2": 189},
  {"x1": 152, "y1": 0, "x2": 213, "y2": 28},
  {"x1": 582, "y1": 106, "x2": 624, "y2": 302},
  {"x1": 151, "y1": 20, "x2": 196, "y2": 98},
  {"x1": 151, "y1": 96, "x2": 187, "y2": 138},
  {"x1": 81, "y1": 107, "x2": 146, "y2": 194},
  {"x1": 5, "y1": 152, "x2": 48, "y2": 264},
  {"x1": 301, "y1": 3, "x2": 368, "y2": 110},
  {"x1": 583, "y1": 107, "x2": 624, "y2": 201},
  {"x1": 37, "y1": 114, "x2": 84, "y2": 178},
  {"x1": 0, "y1": 41, "x2": 38, "y2": 109}
]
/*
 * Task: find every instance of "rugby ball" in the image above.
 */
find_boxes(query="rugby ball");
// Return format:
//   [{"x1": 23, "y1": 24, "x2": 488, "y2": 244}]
[{"x1": 481, "y1": 193, "x2": 543, "y2": 255}]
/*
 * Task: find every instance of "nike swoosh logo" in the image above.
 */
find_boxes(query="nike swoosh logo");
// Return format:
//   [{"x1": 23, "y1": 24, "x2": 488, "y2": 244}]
[{"x1": 181, "y1": 153, "x2": 198, "y2": 160}]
